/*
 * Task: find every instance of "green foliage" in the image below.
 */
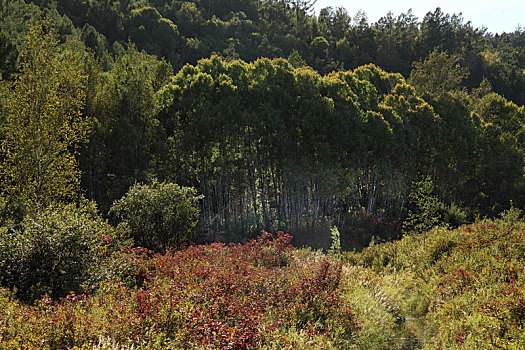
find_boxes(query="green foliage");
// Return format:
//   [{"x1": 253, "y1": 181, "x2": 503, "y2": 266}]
[
  {"x1": 343, "y1": 266, "x2": 420, "y2": 349},
  {"x1": 1, "y1": 6, "x2": 525, "y2": 349},
  {"x1": 2, "y1": 0, "x2": 524, "y2": 105},
  {"x1": 1, "y1": 212, "x2": 525, "y2": 348},
  {"x1": 126, "y1": 6, "x2": 183, "y2": 65},
  {"x1": 288, "y1": 49, "x2": 307, "y2": 68},
  {"x1": 403, "y1": 176, "x2": 440, "y2": 234},
  {"x1": 311, "y1": 36, "x2": 329, "y2": 57},
  {"x1": 0, "y1": 195, "x2": 25, "y2": 228},
  {"x1": 475, "y1": 92, "x2": 525, "y2": 146},
  {"x1": 437, "y1": 202, "x2": 468, "y2": 227},
  {"x1": 110, "y1": 181, "x2": 203, "y2": 251},
  {"x1": 86, "y1": 45, "x2": 171, "y2": 210},
  {"x1": 0, "y1": 20, "x2": 89, "y2": 216},
  {"x1": 0, "y1": 0, "x2": 41, "y2": 79},
  {"x1": 409, "y1": 49, "x2": 469, "y2": 95},
  {"x1": 2, "y1": 2, "x2": 524, "y2": 242},
  {"x1": 0, "y1": 200, "x2": 122, "y2": 302},
  {"x1": 328, "y1": 226, "x2": 341, "y2": 256},
  {"x1": 349, "y1": 217, "x2": 525, "y2": 349},
  {"x1": 499, "y1": 205, "x2": 522, "y2": 225}
]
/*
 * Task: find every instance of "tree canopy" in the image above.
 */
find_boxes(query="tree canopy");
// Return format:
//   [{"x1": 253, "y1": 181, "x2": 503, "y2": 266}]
[
  {"x1": 1, "y1": 20, "x2": 89, "y2": 216},
  {"x1": 0, "y1": 2, "x2": 524, "y2": 246}
]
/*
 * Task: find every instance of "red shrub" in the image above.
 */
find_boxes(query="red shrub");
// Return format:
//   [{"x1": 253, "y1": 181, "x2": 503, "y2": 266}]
[{"x1": 1, "y1": 232, "x2": 357, "y2": 349}]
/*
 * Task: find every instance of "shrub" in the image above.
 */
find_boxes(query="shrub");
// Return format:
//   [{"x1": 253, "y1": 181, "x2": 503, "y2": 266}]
[
  {"x1": 403, "y1": 176, "x2": 440, "y2": 234},
  {"x1": 0, "y1": 232, "x2": 359, "y2": 348},
  {"x1": 0, "y1": 200, "x2": 123, "y2": 302},
  {"x1": 342, "y1": 208, "x2": 401, "y2": 250},
  {"x1": 110, "y1": 180, "x2": 203, "y2": 251},
  {"x1": 0, "y1": 195, "x2": 25, "y2": 228},
  {"x1": 437, "y1": 202, "x2": 468, "y2": 227},
  {"x1": 328, "y1": 226, "x2": 341, "y2": 256},
  {"x1": 348, "y1": 217, "x2": 525, "y2": 349}
]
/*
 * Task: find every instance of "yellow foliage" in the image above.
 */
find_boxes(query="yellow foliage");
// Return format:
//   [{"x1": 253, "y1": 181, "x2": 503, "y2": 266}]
[{"x1": 0, "y1": 20, "x2": 89, "y2": 215}]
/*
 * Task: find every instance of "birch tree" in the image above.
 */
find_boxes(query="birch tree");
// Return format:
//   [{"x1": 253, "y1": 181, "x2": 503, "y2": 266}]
[{"x1": 1, "y1": 21, "x2": 88, "y2": 216}]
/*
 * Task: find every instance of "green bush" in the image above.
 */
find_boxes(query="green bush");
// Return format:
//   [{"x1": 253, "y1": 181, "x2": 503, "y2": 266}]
[
  {"x1": 110, "y1": 180, "x2": 203, "y2": 251},
  {"x1": 346, "y1": 216, "x2": 525, "y2": 348},
  {"x1": 0, "y1": 195, "x2": 25, "y2": 228},
  {"x1": 0, "y1": 200, "x2": 123, "y2": 302},
  {"x1": 437, "y1": 202, "x2": 468, "y2": 228},
  {"x1": 403, "y1": 176, "x2": 440, "y2": 234}
]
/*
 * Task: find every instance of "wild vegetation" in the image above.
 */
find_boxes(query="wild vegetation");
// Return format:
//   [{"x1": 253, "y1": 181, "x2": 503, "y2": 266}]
[
  {"x1": 2, "y1": 0, "x2": 525, "y2": 242},
  {"x1": 0, "y1": 232, "x2": 359, "y2": 349},
  {"x1": 344, "y1": 209, "x2": 525, "y2": 349},
  {"x1": 1, "y1": 211, "x2": 524, "y2": 348},
  {"x1": 1, "y1": 0, "x2": 525, "y2": 348}
]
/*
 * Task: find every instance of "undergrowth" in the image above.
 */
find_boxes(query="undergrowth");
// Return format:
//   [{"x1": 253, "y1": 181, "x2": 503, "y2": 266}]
[
  {"x1": 0, "y1": 232, "x2": 358, "y2": 349},
  {"x1": 1, "y1": 213, "x2": 524, "y2": 349},
  {"x1": 343, "y1": 209, "x2": 525, "y2": 349}
]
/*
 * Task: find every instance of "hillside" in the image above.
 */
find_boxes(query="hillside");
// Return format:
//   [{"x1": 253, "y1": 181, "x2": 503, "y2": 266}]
[
  {"x1": 1, "y1": 214, "x2": 523, "y2": 348},
  {"x1": 1, "y1": 1, "x2": 525, "y2": 244},
  {"x1": 1, "y1": 3, "x2": 525, "y2": 348},
  {"x1": 3, "y1": 0, "x2": 525, "y2": 105},
  {"x1": 344, "y1": 209, "x2": 525, "y2": 348}
]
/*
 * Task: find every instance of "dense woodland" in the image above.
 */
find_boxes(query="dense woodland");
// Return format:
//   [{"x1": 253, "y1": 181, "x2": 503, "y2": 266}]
[
  {"x1": 3, "y1": 0, "x2": 525, "y2": 247},
  {"x1": 1, "y1": 0, "x2": 525, "y2": 348}
]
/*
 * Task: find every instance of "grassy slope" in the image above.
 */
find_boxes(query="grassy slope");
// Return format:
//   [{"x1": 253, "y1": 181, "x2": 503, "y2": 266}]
[
  {"x1": 1, "y1": 214, "x2": 524, "y2": 348},
  {"x1": 343, "y1": 209, "x2": 525, "y2": 349}
]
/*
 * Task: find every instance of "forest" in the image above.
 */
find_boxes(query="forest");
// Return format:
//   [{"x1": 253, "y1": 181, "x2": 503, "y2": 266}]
[{"x1": 0, "y1": 0, "x2": 525, "y2": 348}]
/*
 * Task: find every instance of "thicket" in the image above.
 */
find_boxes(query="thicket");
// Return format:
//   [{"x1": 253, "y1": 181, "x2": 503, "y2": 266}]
[
  {"x1": 1, "y1": 212, "x2": 524, "y2": 348},
  {"x1": 0, "y1": 201, "x2": 127, "y2": 302},
  {"x1": 109, "y1": 181, "x2": 203, "y2": 251},
  {"x1": 3, "y1": 1, "x2": 525, "y2": 104},
  {"x1": 0, "y1": 233, "x2": 359, "y2": 349},
  {"x1": 344, "y1": 210, "x2": 525, "y2": 349},
  {"x1": 0, "y1": 3, "x2": 525, "y2": 348}
]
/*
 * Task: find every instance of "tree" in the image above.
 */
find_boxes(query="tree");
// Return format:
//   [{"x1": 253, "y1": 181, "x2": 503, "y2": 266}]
[
  {"x1": 87, "y1": 45, "x2": 170, "y2": 210},
  {"x1": 403, "y1": 176, "x2": 440, "y2": 235},
  {"x1": 288, "y1": 49, "x2": 307, "y2": 68},
  {"x1": 311, "y1": 36, "x2": 329, "y2": 58},
  {"x1": 409, "y1": 48, "x2": 469, "y2": 95},
  {"x1": 292, "y1": 0, "x2": 317, "y2": 29},
  {"x1": 0, "y1": 21, "x2": 89, "y2": 216},
  {"x1": 109, "y1": 181, "x2": 203, "y2": 251},
  {"x1": 126, "y1": 7, "x2": 184, "y2": 67}
]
